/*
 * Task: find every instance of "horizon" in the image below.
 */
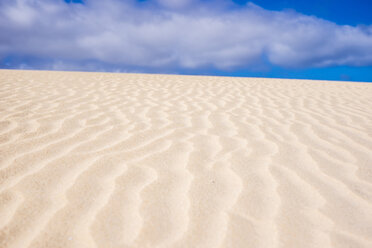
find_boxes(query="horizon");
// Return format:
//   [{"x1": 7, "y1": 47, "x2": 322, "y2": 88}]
[{"x1": 2, "y1": 68, "x2": 372, "y2": 84}]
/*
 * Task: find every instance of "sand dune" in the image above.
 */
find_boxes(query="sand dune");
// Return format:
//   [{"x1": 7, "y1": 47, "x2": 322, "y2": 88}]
[{"x1": 0, "y1": 69, "x2": 371, "y2": 248}]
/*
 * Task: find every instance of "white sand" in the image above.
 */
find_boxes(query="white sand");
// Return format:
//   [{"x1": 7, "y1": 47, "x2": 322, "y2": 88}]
[{"x1": 0, "y1": 69, "x2": 371, "y2": 248}]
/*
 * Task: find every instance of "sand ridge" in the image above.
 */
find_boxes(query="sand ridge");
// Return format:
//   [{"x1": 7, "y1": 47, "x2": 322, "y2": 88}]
[{"x1": 0, "y1": 69, "x2": 372, "y2": 248}]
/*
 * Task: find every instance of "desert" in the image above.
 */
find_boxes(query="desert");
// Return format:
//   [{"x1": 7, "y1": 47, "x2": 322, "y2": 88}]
[{"x1": 0, "y1": 69, "x2": 371, "y2": 248}]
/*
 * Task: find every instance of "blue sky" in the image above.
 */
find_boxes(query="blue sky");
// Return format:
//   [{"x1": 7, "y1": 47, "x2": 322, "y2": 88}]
[
  {"x1": 233, "y1": 0, "x2": 372, "y2": 25},
  {"x1": 0, "y1": 0, "x2": 371, "y2": 82}
]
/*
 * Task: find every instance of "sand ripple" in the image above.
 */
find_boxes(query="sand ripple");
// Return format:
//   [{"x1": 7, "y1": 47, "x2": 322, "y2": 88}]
[{"x1": 0, "y1": 70, "x2": 372, "y2": 248}]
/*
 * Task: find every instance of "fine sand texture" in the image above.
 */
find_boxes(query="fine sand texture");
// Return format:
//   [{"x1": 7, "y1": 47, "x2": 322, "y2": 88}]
[{"x1": 0, "y1": 69, "x2": 372, "y2": 248}]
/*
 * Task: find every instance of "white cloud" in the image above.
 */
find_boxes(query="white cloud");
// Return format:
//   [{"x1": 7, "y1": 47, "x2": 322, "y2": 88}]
[
  {"x1": 2, "y1": 0, "x2": 37, "y2": 26},
  {"x1": 0, "y1": 0, "x2": 371, "y2": 71},
  {"x1": 155, "y1": 0, "x2": 195, "y2": 9}
]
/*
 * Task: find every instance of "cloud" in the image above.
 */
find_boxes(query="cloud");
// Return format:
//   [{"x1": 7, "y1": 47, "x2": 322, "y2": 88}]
[
  {"x1": 0, "y1": 0, "x2": 372, "y2": 72},
  {"x1": 155, "y1": 0, "x2": 195, "y2": 9}
]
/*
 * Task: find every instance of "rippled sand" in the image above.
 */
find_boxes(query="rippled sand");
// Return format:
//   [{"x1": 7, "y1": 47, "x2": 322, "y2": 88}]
[{"x1": 0, "y1": 69, "x2": 372, "y2": 248}]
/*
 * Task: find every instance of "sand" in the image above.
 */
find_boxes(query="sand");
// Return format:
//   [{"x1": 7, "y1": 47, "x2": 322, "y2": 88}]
[{"x1": 0, "y1": 69, "x2": 371, "y2": 248}]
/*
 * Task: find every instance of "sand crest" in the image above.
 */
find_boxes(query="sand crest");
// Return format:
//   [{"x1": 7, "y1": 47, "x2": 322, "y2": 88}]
[{"x1": 0, "y1": 69, "x2": 371, "y2": 248}]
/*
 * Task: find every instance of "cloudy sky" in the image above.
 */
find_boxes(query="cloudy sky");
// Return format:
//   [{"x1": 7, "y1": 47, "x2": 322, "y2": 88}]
[{"x1": 0, "y1": 0, "x2": 371, "y2": 81}]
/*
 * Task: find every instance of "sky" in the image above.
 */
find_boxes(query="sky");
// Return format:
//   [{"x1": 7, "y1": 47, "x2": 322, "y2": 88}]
[{"x1": 0, "y1": 0, "x2": 371, "y2": 82}]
